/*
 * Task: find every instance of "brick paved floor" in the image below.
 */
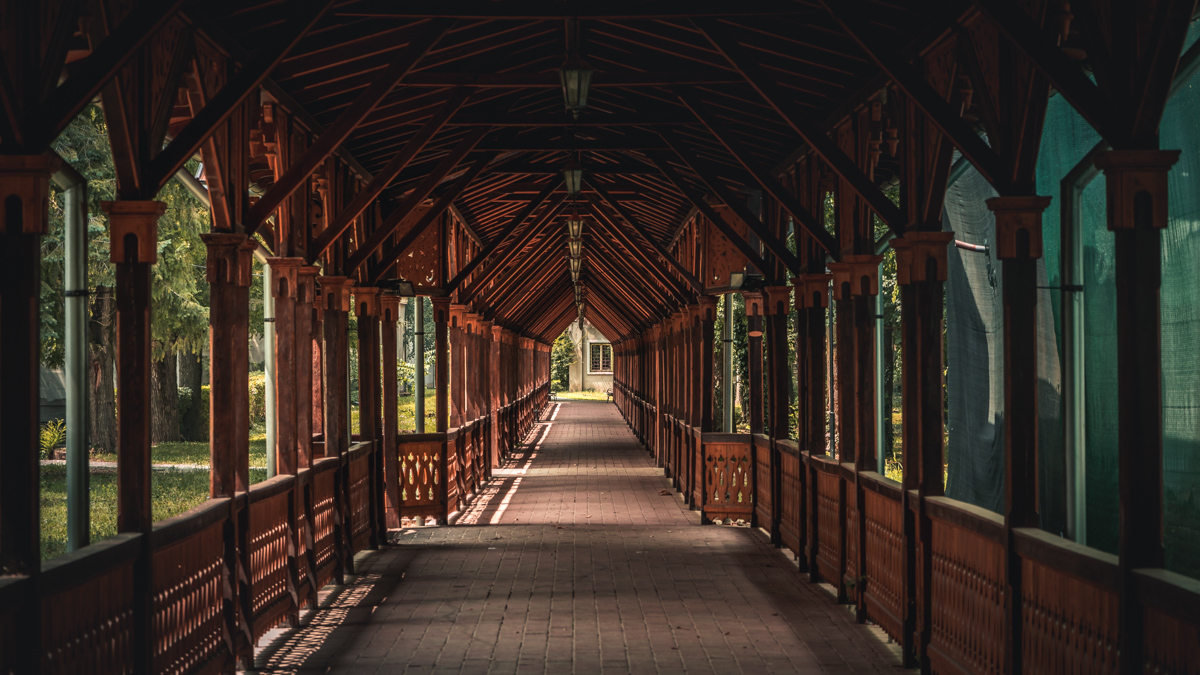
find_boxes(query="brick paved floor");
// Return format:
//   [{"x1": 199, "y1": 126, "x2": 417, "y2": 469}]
[{"x1": 253, "y1": 401, "x2": 906, "y2": 674}]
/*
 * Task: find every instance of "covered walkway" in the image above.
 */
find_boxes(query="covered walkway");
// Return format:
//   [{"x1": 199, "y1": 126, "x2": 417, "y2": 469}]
[{"x1": 254, "y1": 401, "x2": 899, "y2": 674}]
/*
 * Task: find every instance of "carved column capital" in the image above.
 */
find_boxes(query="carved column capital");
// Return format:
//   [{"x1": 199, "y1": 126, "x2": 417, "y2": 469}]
[
  {"x1": 1094, "y1": 149, "x2": 1181, "y2": 231},
  {"x1": 828, "y1": 254, "x2": 884, "y2": 300},
  {"x1": 103, "y1": 200, "x2": 165, "y2": 264},
  {"x1": 791, "y1": 274, "x2": 831, "y2": 309},
  {"x1": 380, "y1": 294, "x2": 403, "y2": 321},
  {"x1": 317, "y1": 276, "x2": 353, "y2": 312},
  {"x1": 353, "y1": 286, "x2": 381, "y2": 316},
  {"x1": 201, "y1": 233, "x2": 253, "y2": 287},
  {"x1": 986, "y1": 195, "x2": 1052, "y2": 260},
  {"x1": 892, "y1": 231, "x2": 956, "y2": 284},
  {"x1": 0, "y1": 155, "x2": 57, "y2": 235}
]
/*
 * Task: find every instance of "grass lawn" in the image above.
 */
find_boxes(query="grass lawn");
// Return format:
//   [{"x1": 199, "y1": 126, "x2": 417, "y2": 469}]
[
  {"x1": 39, "y1": 464, "x2": 267, "y2": 559},
  {"x1": 555, "y1": 390, "x2": 611, "y2": 401}
]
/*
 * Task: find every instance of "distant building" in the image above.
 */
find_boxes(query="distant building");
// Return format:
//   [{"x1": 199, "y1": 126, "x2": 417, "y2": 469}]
[{"x1": 567, "y1": 320, "x2": 612, "y2": 393}]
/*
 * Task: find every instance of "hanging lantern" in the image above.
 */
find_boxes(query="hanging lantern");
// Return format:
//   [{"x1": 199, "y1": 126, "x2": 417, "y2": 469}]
[
  {"x1": 570, "y1": 257, "x2": 582, "y2": 274},
  {"x1": 566, "y1": 215, "x2": 584, "y2": 239},
  {"x1": 558, "y1": 58, "x2": 593, "y2": 118},
  {"x1": 562, "y1": 163, "x2": 584, "y2": 195},
  {"x1": 568, "y1": 238, "x2": 582, "y2": 258},
  {"x1": 571, "y1": 268, "x2": 581, "y2": 282}
]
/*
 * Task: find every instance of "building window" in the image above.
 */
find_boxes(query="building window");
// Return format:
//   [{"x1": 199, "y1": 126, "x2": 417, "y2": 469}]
[{"x1": 588, "y1": 343, "x2": 613, "y2": 373}]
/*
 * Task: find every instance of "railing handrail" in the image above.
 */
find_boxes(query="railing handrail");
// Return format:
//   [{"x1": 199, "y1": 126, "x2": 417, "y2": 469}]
[
  {"x1": 151, "y1": 496, "x2": 232, "y2": 550},
  {"x1": 40, "y1": 532, "x2": 142, "y2": 594}
]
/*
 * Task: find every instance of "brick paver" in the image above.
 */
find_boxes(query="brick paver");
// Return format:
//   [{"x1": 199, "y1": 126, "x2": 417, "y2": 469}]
[{"x1": 254, "y1": 400, "x2": 906, "y2": 674}]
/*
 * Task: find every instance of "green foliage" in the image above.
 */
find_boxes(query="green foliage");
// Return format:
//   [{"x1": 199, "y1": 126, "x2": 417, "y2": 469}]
[
  {"x1": 551, "y1": 330, "x2": 576, "y2": 392},
  {"x1": 178, "y1": 385, "x2": 210, "y2": 437},
  {"x1": 42, "y1": 105, "x2": 212, "y2": 366},
  {"x1": 398, "y1": 360, "x2": 417, "y2": 390},
  {"x1": 248, "y1": 372, "x2": 268, "y2": 424},
  {"x1": 40, "y1": 419, "x2": 67, "y2": 458},
  {"x1": 39, "y1": 465, "x2": 268, "y2": 559}
]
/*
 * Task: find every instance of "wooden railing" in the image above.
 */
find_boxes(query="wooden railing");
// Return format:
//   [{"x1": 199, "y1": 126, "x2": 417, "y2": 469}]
[
  {"x1": 614, "y1": 389, "x2": 1200, "y2": 674},
  {"x1": 394, "y1": 384, "x2": 548, "y2": 524},
  {"x1": 13, "y1": 437, "x2": 386, "y2": 674}
]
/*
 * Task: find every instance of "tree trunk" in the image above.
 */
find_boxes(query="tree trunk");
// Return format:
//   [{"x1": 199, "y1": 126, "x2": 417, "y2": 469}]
[
  {"x1": 151, "y1": 346, "x2": 181, "y2": 443},
  {"x1": 179, "y1": 350, "x2": 205, "y2": 441},
  {"x1": 88, "y1": 286, "x2": 117, "y2": 454}
]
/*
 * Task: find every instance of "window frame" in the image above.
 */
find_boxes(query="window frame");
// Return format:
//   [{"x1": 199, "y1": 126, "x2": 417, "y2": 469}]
[{"x1": 587, "y1": 342, "x2": 613, "y2": 374}]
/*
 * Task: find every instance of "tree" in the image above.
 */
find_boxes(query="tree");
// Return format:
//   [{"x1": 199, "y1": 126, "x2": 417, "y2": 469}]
[
  {"x1": 46, "y1": 105, "x2": 212, "y2": 446},
  {"x1": 551, "y1": 330, "x2": 575, "y2": 392}
]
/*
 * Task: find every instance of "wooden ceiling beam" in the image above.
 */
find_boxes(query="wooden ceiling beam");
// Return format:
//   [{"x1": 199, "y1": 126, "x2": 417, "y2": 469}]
[
  {"x1": 146, "y1": 0, "x2": 338, "y2": 191},
  {"x1": 345, "y1": 128, "x2": 488, "y2": 271},
  {"x1": 817, "y1": 0, "x2": 1012, "y2": 194},
  {"x1": 446, "y1": 183, "x2": 558, "y2": 293},
  {"x1": 696, "y1": 20, "x2": 905, "y2": 234},
  {"x1": 969, "y1": 0, "x2": 1113, "y2": 140},
  {"x1": 675, "y1": 88, "x2": 843, "y2": 255},
  {"x1": 646, "y1": 151, "x2": 772, "y2": 280},
  {"x1": 309, "y1": 89, "x2": 469, "y2": 262},
  {"x1": 401, "y1": 70, "x2": 741, "y2": 87},
  {"x1": 366, "y1": 152, "x2": 495, "y2": 281},
  {"x1": 660, "y1": 130, "x2": 803, "y2": 271},
  {"x1": 587, "y1": 180, "x2": 702, "y2": 296},
  {"x1": 335, "y1": 1, "x2": 810, "y2": 19},
  {"x1": 460, "y1": 197, "x2": 567, "y2": 305},
  {"x1": 247, "y1": 21, "x2": 452, "y2": 233},
  {"x1": 27, "y1": 0, "x2": 189, "y2": 151}
]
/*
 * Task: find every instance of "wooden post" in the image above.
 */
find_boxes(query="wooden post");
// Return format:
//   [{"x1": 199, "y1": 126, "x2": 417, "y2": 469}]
[
  {"x1": 432, "y1": 298, "x2": 451, "y2": 432},
  {"x1": 1094, "y1": 150, "x2": 1179, "y2": 675},
  {"x1": 0, "y1": 155, "x2": 55, "y2": 675},
  {"x1": 104, "y1": 199, "x2": 164, "y2": 673},
  {"x1": 988, "y1": 195, "x2": 1051, "y2": 675},
  {"x1": 268, "y1": 257, "x2": 303, "y2": 623},
  {"x1": 449, "y1": 305, "x2": 465, "y2": 427},
  {"x1": 318, "y1": 276, "x2": 353, "y2": 580},
  {"x1": 764, "y1": 285, "x2": 791, "y2": 546},
  {"x1": 795, "y1": 273, "x2": 830, "y2": 577},
  {"x1": 295, "y1": 267, "x2": 318, "y2": 470},
  {"x1": 269, "y1": 259, "x2": 303, "y2": 477},
  {"x1": 893, "y1": 231, "x2": 953, "y2": 669},
  {"x1": 381, "y1": 295, "x2": 402, "y2": 529},
  {"x1": 201, "y1": 234, "x2": 250, "y2": 492}
]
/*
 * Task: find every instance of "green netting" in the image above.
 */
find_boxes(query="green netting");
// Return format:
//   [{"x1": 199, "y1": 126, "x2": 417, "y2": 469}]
[
  {"x1": 1031, "y1": 22, "x2": 1200, "y2": 576},
  {"x1": 1159, "y1": 60, "x2": 1200, "y2": 577}
]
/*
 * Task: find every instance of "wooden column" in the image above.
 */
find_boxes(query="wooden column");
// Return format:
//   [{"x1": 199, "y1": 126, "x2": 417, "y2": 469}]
[
  {"x1": 1094, "y1": 150, "x2": 1179, "y2": 674},
  {"x1": 432, "y1": 298, "x2": 451, "y2": 432},
  {"x1": 318, "y1": 276, "x2": 353, "y2": 580},
  {"x1": 449, "y1": 304, "x2": 466, "y2": 428},
  {"x1": 203, "y1": 234, "x2": 253, "y2": 497},
  {"x1": 311, "y1": 283, "x2": 325, "y2": 447},
  {"x1": 354, "y1": 287, "x2": 382, "y2": 548},
  {"x1": 381, "y1": 295, "x2": 402, "y2": 529},
  {"x1": 269, "y1": 258, "x2": 303, "y2": 477},
  {"x1": 104, "y1": 199, "x2": 164, "y2": 671},
  {"x1": 795, "y1": 273, "x2": 831, "y2": 577},
  {"x1": 268, "y1": 258, "x2": 303, "y2": 624},
  {"x1": 892, "y1": 231, "x2": 953, "y2": 669},
  {"x1": 295, "y1": 267, "x2": 318, "y2": 470},
  {"x1": 697, "y1": 297, "x2": 717, "y2": 432},
  {"x1": 0, "y1": 156, "x2": 55, "y2": 674},
  {"x1": 764, "y1": 286, "x2": 791, "y2": 546},
  {"x1": 988, "y1": 195, "x2": 1050, "y2": 675}
]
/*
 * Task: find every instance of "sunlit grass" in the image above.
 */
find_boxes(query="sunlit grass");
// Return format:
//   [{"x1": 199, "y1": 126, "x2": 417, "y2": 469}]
[
  {"x1": 555, "y1": 390, "x2": 610, "y2": 401},
  {"x1": 39, "y1": 464, "x2": 267, "y2": 559}
]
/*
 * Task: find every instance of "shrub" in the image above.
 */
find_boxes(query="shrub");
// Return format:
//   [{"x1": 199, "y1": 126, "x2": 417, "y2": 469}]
[
  {"x1": 40, "y1": 419, "x2": 67, "y2": 459},
  {"x1": 248, "y1": 372, "x2": 267, "y2": 424}
]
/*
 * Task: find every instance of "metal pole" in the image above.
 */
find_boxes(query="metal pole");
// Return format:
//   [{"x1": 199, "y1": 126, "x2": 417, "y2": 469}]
[
  {"x1": 723, "y1": 293, "x2": 734, "y2": 432},
  {"x1": 415, "y1": 297, "x2": 426, "y2": 433},
  {"x1": 264, "y1": 261, "x2": 277, "y2": 478},
  {"x1": 54, "y1": 159, "x2": 89, "y2": 551},
  {"x1": 876, "y1": 265, "x2": 885, "y2": 474}
]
